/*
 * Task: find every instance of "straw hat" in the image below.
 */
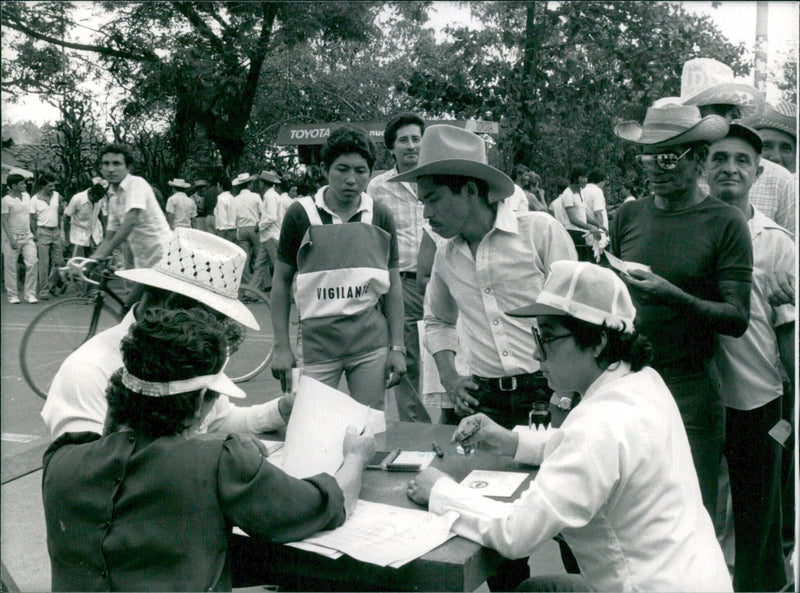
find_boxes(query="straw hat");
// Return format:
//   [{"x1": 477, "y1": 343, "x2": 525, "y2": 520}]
[
  {"x1": 167, "y1": 178, "x2": 192, "y2": 190},
  {"x1": 507, "y1": 261, "x2": 636, "y2": 334},
  {"x1": 679, "y1": 58, "x2": 764, "y2": 119},
  {"x1": 743, "y1": 100, "x2": 797, "y2": 140},
  {"x1": 614, "y1": 104, "x2": 729, "y2": 147},
  {"x1": 232, "y1": 173, "x2": 255, "y2": 187},
  {"x1": 115, "y1": 228, "x2": 259, "y2": 330},
  {"x1": 259, "y1": 170, "x2": 281, "y2": 184},
  {"x1": 194, "y1": 179, "x2": 209, "y2": 188},
  {"x1": 389, "y1": 124, "x2": 515, "y2": 202}
]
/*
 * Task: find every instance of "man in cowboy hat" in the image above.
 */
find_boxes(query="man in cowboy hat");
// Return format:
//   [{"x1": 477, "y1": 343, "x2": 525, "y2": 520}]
[
  {"x1": 391, "y1": 124, "x2": 576, "y2": 427},
  {"x1": 42, "y1": 228, "x2": 295, "y2": 441},
  {"x1": 165, "y1": 178, "x2": 197, "y2": 230},
  {"x1": 611, "y1": 103, "x2": 753, "y2": 518},
  {"x1": 252, "y1": 170, "x2": 288, "y2": 292},
  {"x1": 367, "y1": 112, "x2": 432, "y2": 423},
  {"x1": 676, "y1": 57, "x2": 796, "y2": 235},
  {"x1": 706, "y1": 123, "x2": 793, "y2": 592},
  {"x1": 745, "y1": 99, "x2": 797, "y2": 174},
  {"x1": 231, "y1": 172, "x2": 262, "y2": 289}
]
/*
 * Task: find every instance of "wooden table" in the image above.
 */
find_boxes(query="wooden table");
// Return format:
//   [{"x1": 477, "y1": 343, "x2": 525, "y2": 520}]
[{"x1": 231, "y1": 421, "x2": 537, "y2": 592}]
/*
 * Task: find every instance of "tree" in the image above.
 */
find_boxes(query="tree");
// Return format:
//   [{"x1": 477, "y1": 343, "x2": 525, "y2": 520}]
[{"x1": 2, "y1": 1, "x2": 425, "y2": 171}]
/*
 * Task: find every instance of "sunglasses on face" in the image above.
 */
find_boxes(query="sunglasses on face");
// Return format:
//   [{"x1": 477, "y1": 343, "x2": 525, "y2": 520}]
[
  {"x1": 532, "y1": 327, "x2": 574, "y2": 361},
  {"x1": 635, "y1": 148, "x2": 692, "y2": 171}
]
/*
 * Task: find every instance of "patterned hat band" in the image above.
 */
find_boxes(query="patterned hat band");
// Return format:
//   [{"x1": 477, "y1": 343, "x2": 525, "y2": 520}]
[
  {"x1": 121, "y1": 356, "x2": 229, "y2": 397},
  {"x1": 156, "y1": 263, "x2": 239, "y2": 299}
]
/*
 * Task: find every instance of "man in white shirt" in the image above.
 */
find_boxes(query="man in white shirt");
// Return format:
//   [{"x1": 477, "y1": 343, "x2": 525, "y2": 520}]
[
  {"x1": 165, "y1": 178, "x2": 197, "y2": 229},
  {"x1": 707, "y1": 124, "x2": 793, "y2": 592},
  {"x1": 1, "y1": 173, "x2": 38, "y2": 303},
  {"x1": 30, "y1": 172, "x2": 65, "y2": 300},
  {"x1": 368, "y1": 113, "x2": 431, "y2": 422},
  {"x1": 231, "y1": 173, "x2": 261, "y2": 289},
  {"x1": 253, "y1": 170, "x2": 284, "y2": 292},
  {"x1": 42, "y1": 228, "x2": 294, "y2": 441},
  {"x1": 213, "y1": 179, "x2": 237, "y2": 243},
  {"x1": 63, "y1": 178, "x2": 107, "y2": 257},
  {"x1": 555, "y1": 166, "x2": 605, "y2": 261},
  {"x1": 582, "y1": 168, "x2": 609, "y2": 229}
]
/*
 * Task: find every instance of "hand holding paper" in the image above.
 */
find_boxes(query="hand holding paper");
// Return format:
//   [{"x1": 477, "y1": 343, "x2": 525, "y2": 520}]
[{"x1": 452, "y1": 413, "x2": 518, "y2": 457}]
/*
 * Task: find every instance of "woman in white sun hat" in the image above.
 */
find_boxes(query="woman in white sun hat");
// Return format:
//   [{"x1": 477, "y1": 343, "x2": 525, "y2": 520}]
[{"x1": 407, "y1": 261, "x2": 731, "y2": 592}]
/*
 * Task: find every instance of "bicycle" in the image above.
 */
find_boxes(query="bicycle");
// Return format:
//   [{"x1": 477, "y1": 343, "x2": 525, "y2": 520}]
[{"x1": 20, "y1": 258, "x2": 277, "y2": 400}]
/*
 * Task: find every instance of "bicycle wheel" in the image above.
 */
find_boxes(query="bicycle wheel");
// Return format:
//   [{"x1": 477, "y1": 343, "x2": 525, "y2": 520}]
[
  {"x1": 20, "y1": 297, "x2": 123, "y2": 400},
  {"x1": 227, "y1": 286, "x2": 275, "y2": 383}
]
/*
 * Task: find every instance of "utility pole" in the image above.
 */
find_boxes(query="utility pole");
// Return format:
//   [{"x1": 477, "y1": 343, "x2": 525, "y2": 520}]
[{"x1": 754, "y1": 1, "x2": 769, "y2": 94}]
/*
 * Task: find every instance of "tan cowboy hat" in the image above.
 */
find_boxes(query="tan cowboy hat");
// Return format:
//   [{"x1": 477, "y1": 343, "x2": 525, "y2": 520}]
[
  {"x1": 115, "y1": 228, "x2": 259, "y2": 330},
  {"x1": 389, "y1": 124, "x2": 514, "y2": 202},
  {"x1": 614, "y1": 104, "x2": 729, "y2": 147},
  {"x1": 744, "y1": 100, "x2": 797, "y2": 141},
  {"x1": 259, "y1": 170, "x2": 281, "y2": 184},
  {"x1": 679, "y1": 58, "x2": 764, "y2": 119},
  {"x1": 167, "y1": 178, "x2": 192, "y2": 189},
  {"x1": 232, "y1": 172, "x2": 255, "y2": 187}
]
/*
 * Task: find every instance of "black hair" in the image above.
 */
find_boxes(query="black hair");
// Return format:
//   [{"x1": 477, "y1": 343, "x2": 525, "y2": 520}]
[
  {"x1": 36, "y1": 172, "x2": 56, "y2": 189},
  {"x1": 321, "y1": 125, "x2": 376, "y2": 172},
  {"x1": 383, "y1": 113, "x2": 425, "y2": 150},
  {"x1": 99, "y1": 143, "x2": 134, "y2": 167},
  {"x1": 5, "y1": 173, "x2": 24, "y2": 187},
  {"x1": 105, "y1": 308, "x2": 231, "y2": 437},
  {"x1": 568, "y1": 165, "x2": 587, "y2": 184},
  {"x1": 88, "y1": 182, "x2": 107, "y2": 201},
  {"x1": 430, "y1": 174, "x2": 490, "y2": 202},
  {"x1": 557, "y1": 317, "x2": 652, "y2": 372},
  {"x1": 587, "y1": 168, "x2": 607, "y2": 184}
]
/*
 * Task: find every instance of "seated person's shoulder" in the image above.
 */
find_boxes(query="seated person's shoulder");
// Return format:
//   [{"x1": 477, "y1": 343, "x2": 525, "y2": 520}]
[{"x1": 219, "y1": 433, "x2": 270, "y2": 481}]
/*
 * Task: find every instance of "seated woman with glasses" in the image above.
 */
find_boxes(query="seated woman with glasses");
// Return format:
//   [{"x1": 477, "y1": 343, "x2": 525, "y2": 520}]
[
  {"x1": 42, "y1": 307, "x2": 375, "y2": 592},
  {"x1": 406, "y1": 261, "x2": 731, "y2": 592}
]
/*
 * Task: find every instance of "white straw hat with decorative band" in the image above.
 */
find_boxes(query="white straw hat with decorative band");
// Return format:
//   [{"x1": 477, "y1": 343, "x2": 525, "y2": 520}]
[
  {"x1": 614, "y1": 104, "x2": 729, "y2": 147},
  {"x1": 744, "y1": 100, "x2": 797, "y2": 140},
  {"x1": 679, "y1": 58, "x2": 765, "y2": 119},
  {"x1": 389, "y1": 124, "x2": 515, "y2": 202},
  {"x1": 116, "y1": 228, "x2": 259, "y2": 330}
]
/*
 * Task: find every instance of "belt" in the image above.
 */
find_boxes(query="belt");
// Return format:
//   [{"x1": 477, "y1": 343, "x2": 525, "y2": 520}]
[
  {"x1": 472, "y1": 372, "x2": 542, "y2": 392},
  {"x1": 399, "y1": 271, "x2": 416, "y2": 279},
  {"x1": 40, "y1": 226, "x2": 58, "y2": 230}
]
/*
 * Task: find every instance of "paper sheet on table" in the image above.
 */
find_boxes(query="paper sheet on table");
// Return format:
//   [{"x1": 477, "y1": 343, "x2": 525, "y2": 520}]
[
  {"x1": 604, "y1": 250, "x2": 651, "y2": 275},
  {"x1": 286, "y1": 541, "x2": 344, "y2": 559},
  {"x1": 281, "y1": 376, "x2": 386, "y2": 479},
  {"x1": 459, "y1": 470, "x2": 529, "y2": 497},
  {"x1": 292, "y1": 499, "x2": 458, "y2": 568},
  {"x1": 392, "y1": 451, "x2": 436, "y2": 470}
]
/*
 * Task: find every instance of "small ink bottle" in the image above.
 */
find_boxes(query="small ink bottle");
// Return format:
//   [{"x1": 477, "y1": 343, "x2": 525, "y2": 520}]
[{"x1": 529, "y1": 401, "x2": 551, "y2": 431}]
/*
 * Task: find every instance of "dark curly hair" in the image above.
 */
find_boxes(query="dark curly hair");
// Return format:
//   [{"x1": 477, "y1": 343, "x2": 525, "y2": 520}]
[
  {"x1": 99, "y1": 143, "x2": 135, "y2": 167},
  {"x1": 383, "y1": 112, "x2": 425, "y2": 150},
  {"x1": 105, "y1": 307, "x2": 231, "y2": 437},
  {"x1": 321, "y1": 125, "x2": 376, "y2": 172},
  {"x1": 557, "y1": 317, "x2": 652, "y2": 372}
]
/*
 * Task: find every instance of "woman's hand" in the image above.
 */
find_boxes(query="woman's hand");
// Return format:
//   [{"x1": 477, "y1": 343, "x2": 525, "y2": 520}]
[
  {"x1": 406, "y1": 467, "x2": 449, "y2": 506},
  {"x1": 451, "y1": 413, "x2": 518, "y2": 457}
]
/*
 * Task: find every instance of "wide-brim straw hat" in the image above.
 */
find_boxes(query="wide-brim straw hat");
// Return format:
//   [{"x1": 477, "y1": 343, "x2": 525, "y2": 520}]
[
  {"x1": 389, "y1": 124, "x2": 515, "y2": 202},
  {"x1": 232, "y1": 173, "x2": 255, "y2": 187},
  {"x1": 194, "y1": 179, "x2": 209, "y2": 188},
  {"x1": 116, "y1": 228, "x2": 259, "y2": 330},
  {"x1": 507, "y1": 260, "x2": 636, "y2": 334},
  {"x1": 614, "y1": 104, "x2": 729, "y2": 147},
  {"x1": 168, "y1": 178, "x2": 192, "y2": 189},
  {"x1": 679, "y1": 58, "x2": 764, "y2": 119},
  {"x1": 744, "y1": 100, "x2": 797, "y2": 140},
  {"x1": 259, "y1": 170, "x2": 281, "y2": 184}
]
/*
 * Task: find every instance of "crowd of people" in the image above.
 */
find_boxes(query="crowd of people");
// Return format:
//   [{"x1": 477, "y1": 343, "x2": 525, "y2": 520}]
[{"x1": 2, "y1": 56, "x2": 796, "y2": 591}]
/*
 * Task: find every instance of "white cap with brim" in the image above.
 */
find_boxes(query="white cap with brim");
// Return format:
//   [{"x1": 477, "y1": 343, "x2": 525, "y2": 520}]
[
  {"x1": 614, "y1": 104, "x2": 729, "y2": 147},
  {"x1": 116, "y1": 228, "x2": 259, "y2": 330},
  {"x1": 507, "y1": 261, "x2": 637, "y2": 334},
  {"x1": 121, "y1": 366, "x2": 245, "y2": 398},
  {"x1": 389, "y1": 124, "x2": 515, "y2": 203}
]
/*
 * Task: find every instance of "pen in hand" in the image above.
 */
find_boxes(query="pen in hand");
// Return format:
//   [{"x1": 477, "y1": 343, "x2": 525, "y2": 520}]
[{"x1": 432, "y1": 441, "x2": 444, "y2": 458}]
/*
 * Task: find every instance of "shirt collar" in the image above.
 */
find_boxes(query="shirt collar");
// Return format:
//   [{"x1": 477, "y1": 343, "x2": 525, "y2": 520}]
[
  {"x1": 114, "y1": 173, "x2": 133, "y2": 195},
  {"x1": 749, "y1": 206, "x2": 787, "y2": 238},
  {"x1": 493, "y1": 199, "x2": 519, "y2": 234},
  {"x1": 583, "y1": 361, "x2": 633, "y2": 400},
  {"x1": 313, "y1": 186, "x2": 373, "y2": 218}
]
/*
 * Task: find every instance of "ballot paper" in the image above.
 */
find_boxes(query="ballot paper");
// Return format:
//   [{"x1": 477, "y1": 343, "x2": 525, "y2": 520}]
[
  {"x1": 459, "y1": 470, "x2": 529, "y2": 497},
  {"x1": 289, "y1": 499, "x2": 458, "y2": 568},
  {"x1": 281, "y1": 376, "x2": 386, "y2": 478},
  {"x1": 604, "y1": 250, "x2": 652, "y2": 275}
]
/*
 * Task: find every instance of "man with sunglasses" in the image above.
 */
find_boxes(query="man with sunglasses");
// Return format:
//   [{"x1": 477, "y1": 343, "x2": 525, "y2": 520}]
[{"x1": 611, "y1": 103, "x2": 753, "y2": 519}]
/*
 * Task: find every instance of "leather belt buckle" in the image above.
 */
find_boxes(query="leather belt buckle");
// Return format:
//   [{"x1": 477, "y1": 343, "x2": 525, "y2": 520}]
[{"x1": 498, "y1": 376, "x2": 517, "y2": 391}]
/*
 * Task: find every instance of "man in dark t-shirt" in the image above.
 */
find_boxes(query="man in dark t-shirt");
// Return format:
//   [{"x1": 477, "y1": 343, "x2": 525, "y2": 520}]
[{"x1": 611, "y1": 103, "x2": 752, "y2": 518}]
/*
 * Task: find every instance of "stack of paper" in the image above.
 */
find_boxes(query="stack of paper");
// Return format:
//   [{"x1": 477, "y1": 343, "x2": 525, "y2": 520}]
[{"x1": 288, "y1": 499, "x2": 458, "y2": 567}]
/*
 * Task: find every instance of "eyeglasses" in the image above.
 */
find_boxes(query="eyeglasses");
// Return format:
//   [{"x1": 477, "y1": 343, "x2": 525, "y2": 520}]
[
  {"x1": 635, "y1": 148, "x2": 692, "y2": 171},
  {"x1": 532, "y1": 327, "x2": 574, "y2": 361}
]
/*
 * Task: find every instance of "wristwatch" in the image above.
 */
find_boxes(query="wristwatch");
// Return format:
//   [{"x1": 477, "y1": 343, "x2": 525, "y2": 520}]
[{"x1": 390, "y1": 345, "x2": 407, "y2": 355}]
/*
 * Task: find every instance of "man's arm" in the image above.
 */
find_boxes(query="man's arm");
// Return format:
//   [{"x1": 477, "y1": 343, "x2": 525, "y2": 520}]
[
  {"x1": 624, "y1": 272, "x2": 750, "y2": 337},
  {"x1": 92, "y1": 208, "x2": 142, "y2": 261},
  {"x1": 270, "y1": 260, "x2": 297, "y2": 392},
  {"x1": 383, "y1": 267, "x2": 406, "y2": 388},
  {"x1": 776, "y1": 323, "x2": 794, "y2": 393},
  {"x1": 1, "y1": 213, "x2": 18, "y2": 249}
]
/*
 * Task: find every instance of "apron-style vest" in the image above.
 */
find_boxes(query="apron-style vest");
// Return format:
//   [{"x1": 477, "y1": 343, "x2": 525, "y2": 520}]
[{"x1": 295, "y1": 195, "x2": 392, "y2": 363}]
